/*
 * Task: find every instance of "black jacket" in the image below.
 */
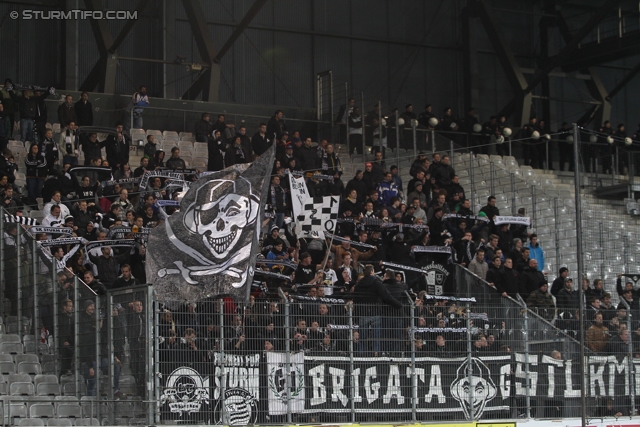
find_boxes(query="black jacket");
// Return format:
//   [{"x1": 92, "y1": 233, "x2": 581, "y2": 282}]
[
  {"x1": 74, "y1": 100, "x2": 93, "y2": 126},
  {"x1": 353, "y1": 275, "x2": 402, "y2": 317},
  {"x1": 251, "y1": 132, "x2": 271, "y2": 156},
  {"x1": 104, "y1": 134, "x2": 130, "y2": 168},
  {"x1": 520, "y1": 267, "x2": 547, "y2": 295},
  {"x1": 9, "y1": 91, "x2": 49, "y2": 119}
]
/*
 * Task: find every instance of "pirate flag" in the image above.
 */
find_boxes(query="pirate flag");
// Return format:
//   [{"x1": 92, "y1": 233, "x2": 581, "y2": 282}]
[{"x1": 147, "y1": 146, "x2": 275, "y2": 303}]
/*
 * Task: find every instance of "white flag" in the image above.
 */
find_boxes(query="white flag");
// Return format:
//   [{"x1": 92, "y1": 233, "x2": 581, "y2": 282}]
[{"x1": 267, "y1": 352, "x2": 305, "y2": 415}]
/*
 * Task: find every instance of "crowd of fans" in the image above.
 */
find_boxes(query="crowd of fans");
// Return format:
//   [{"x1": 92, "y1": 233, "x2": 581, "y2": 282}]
[{"x1": 1, "y1": 87, "x2": 639, "y2": 404}]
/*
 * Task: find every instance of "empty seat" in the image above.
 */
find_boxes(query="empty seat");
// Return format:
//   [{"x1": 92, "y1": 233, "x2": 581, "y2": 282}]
[
  {"x1": 10, "y1": 382, "x2": 35, "y2": 396},
  {"x1": 145, "y1": 129, "x2": 162, "y2": 138},
  {"x1": 15, "y1": 354, "x2": 39, "y2": 365},
  {"x1": 61, "y1": 383, "x2": 77, "y2": 396},
  {"x1": 37, "y1": 383, "x2": 61, "y2": 396},
  {"x1": 0, "y1": 334, "x2": 21, "y2": 344},
  {"x1": 18, "y1": 362, "x2": 42, "y2": 376},
  {"x1": 0, "y1": 361, "x2": 15, "y2": 375},
  {"x1": 1, "y1": 342, "x2": 24, "y2": 354},
  {"x1": 8, "y1": 373, "x2": 31, "y2": 385},
  {"x1": 47, "y1": 420, "x2": 72, "y2": 427},
  {"x1": 30, "y1": 403, "x2": 55, "y2": 418},
  {"x1": 7, "y1": 403, "x2": 28, "y2": 419},
  {"x1": 56, "y1": 404, "x2": 82, "y2": 418},
  {"x1": 74, "y1": 419, "x2": 100, "y2": 426},
  {"x1": 34, "y1": 375, "x2": 58, "y2": 388},
  {"x1": 17, "y1": 418, "x2": 45, "y2": 426}
]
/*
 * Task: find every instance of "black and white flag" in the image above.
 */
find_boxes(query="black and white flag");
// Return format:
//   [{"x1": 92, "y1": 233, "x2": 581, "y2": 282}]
[{"x1": 147, "y1": 146, "x2": 274, "y2": 303}]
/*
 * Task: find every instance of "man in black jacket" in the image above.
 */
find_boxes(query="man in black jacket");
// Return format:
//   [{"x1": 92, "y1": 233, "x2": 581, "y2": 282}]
[
  {"x1": 8, "y1": 86, "x2": 50, "y2": 142},
  {"x1": 353, "y1": 265, "x2": 402, "y2": 356},
  {"x1": 267, "y1": 110, "x2": 287, "y2": 142},
  {"x1": 74, "y1": 92, "x2": 93, "y2": 126},
  {"x1": 104, "y1": 124, "x2": 130, "y2": 171},
  {"x1": 382, "y1": 269, "x2": 408, "y2": 354},
  {"x1": 520, "y1": 259, "x2": 547, "y2": 295},
  {"x1": 252, "y1": 123, "x2": 272, "y2": 156},
  {"x1": 127, "y1": 300, "x2": 146, "y2": 396},
  {"x1": 58, "y1": 299, "x2": 75, "y2": 376}
]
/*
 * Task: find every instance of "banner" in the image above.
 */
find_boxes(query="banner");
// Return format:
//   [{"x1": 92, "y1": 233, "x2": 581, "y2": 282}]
[
  {"x1": 301, "y1": 355, "x2": 511, "y2": 417},
  {"x1": 28, "y1": 226, "x2": 73, "y2": 235},
  {"x1": 37, "y1": 237, "x2": 85, "y2": 248},
  {"x1": 325, "y1": 233, "x2": 376, "y2": 249},
  {"x1": 422, "y1": 261, "x2": 454, "y2": 296},
  {"x1": 444, "y1": 213, "x2": 491, "y2": 223},
  {"x1": 494, "y1": 216, "x2": 531, "y2": 226},
  {"x1": 254, "y1": 270, "x2": 291, "y2": 281},
  {"x1": 84, "y1": 239, "x2": 135, "y2": 252},
  {"x1": 411, "y1": 245, "x2": 452, "y2": 254},
  {"x1": 102, "y1": 177, "x2": 141, "y2": 187},
  {"x1": 138, "y1": 170, "x2": 185, "y2": 191},
  {"x1": 147, "y1": 145, "x2": 274, "y2": 303},
  {"x1": 299, "y1": 196, "x2": 339, "y2": 236},
  {"x1": 4, "y1": 214, "x2": 38, "y2": 225},
  {"x1": 211, "y1": 353, "x2": 265, "y2": 425},
  {"x1": 267, "y1": 352, "x2": 305, "y2": 415},
  {"x1": 288, "y1": 174, "x2": 309, "y2": 224}
]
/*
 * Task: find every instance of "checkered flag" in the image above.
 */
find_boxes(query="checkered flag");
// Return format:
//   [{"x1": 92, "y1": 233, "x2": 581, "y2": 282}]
[{"x1": 300, "y1": 196, "x2": 339, "y2": 236}]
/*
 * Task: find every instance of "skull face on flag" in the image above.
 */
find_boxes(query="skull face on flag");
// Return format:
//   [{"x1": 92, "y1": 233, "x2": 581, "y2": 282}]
[{"x1": 146, "y1": 146, "x2": 274, "y2": 303}]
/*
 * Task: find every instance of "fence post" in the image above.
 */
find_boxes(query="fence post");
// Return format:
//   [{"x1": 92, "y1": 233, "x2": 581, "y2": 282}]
[
  {"x1": 545, "y1": 140, "x2": 549, "y2": 172},
  {"x1": 532, "y1": 185, "x2": 537, "y2": 230},
  {"x1": 219, "y1": 299, "x2": 227, "y2": 425},
  {"x1": 107, "y1": 293, "x2": 115, "y2": 408},
  {"x1": 32, "y1": 237, "x2": 38, "y2": 336},
  {"x1": 509, "y1": 138, "x2": 512, "y2": 157},
  {"x1": 0, "y1": 208, "x2": 4, "y2": 307},
  {"x1": 465, "y1": 303, "x2": 474, "y2": 421},
  {"x1": 408, "y1": 293, "x2": 417, "y2": 421},
  {"x1": 361, "y1": 91, "x2": 365, "y2": 157},
  {"x1": 623, "y1": 235, "x2": 629, "y2": 274},
  {"x1": 450, "y1": 140, "x2": 454, "y2": 169},
  {"x1": 378, "y1": 100, "x2": 382, "y2": 154},
  {"x1": 52, "y1": 253, "x2": 59, "y2": 376},
  {"x1": 395, "y1": 117, "x2": 400, "y2": 173},
  {"x1": 146, "y1": 288, "x2": 155, "y2": 424},
  {"x1": 470, "y1": 155, "x2": 476, "y2": 202},
  {"x1": 523, "y1": 307, "x2": 532, "y2": 418},
  {"x1": 599, "y1": 223, "x2": 605, "y2": 280},
  {"x1": 94, "y1": 295, "x2": 101, "y2": 399},
  {"x1": 348, "y1": 302, "x2": 356, "y2": 423},
  {"x1": 553, "y1": 198, "x2": 560, "y2": 267},
  {"x1": 345, "y1": 83, "x2": 349, "y2": 154},
  {"x1": 153, "y1": 289, "x2": 161, "y2": 425},
  {"x1": 511, "y1": 174, "x2": 517, "y2": 215},
  {"x1": 17, "y1": 224, "x2": 22, "y2": 335},
  {"x1": 74, "y1": 275, "x2": 80, "y2": 399},
  {"x1": 490, "y1": 161, "x2": 495, "y2": 196},
  {"x1": 412, "y1": 120, "x2": 417, "y2": 158},
  {"x1": 284, "y1": 296, "x2": 292, "y2": 423},
  {"x1": 431, "y1": 130, "x2": 436, "y2": 154}
]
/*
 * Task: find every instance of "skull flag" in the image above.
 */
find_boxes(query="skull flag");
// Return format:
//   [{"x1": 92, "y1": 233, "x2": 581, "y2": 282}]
[{"x1": 147, "y1": 146, "x2": 274, "y2": 303}]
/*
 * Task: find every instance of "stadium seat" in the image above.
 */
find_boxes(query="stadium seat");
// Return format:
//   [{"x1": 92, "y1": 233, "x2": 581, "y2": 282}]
[
  {"x1": 74, "y1": 418, "x2": 100, "y2": 426},
  {"x1": 47, "y1": 420, "x2": 72, "y2": 427},
  {"x1": 10, "y1": 382, "x2": 35, "y2": 396},
  {"x1": 30, "y1": 403, "x2": 55, "y2": 418},
  {"x1": 56, "y1": 404, "x2": 82, "y2": 418},
  {"x1": 7, "y1": 403, "x2": 28, "y2": 420},
  {"x1": 145, "y1": 129, "x2": 162, "y2": 138},
  {"x1": 37, "y1": 383, "x2": 61, "y2": 396},
  {"x1": 8, "y1": 373, "x2": 31, "y2": 385},
  {"x1": 17, "y1": 418, "x2": 45, "y2": 426},
  {"x1": 34, "y1": 375, "x2": 58, "y2": 388},
  {"x1": 17, "y1": 362, "x2": 42, "y2": 376},
  {"x1": 0, "y1": 334, "x2": 22, "y2": 344},
  {"x1": 15, "y1": 354, "x2": 38, "y2": 365},
  {"x1": 0, "y1": 361, "x2": 15, "y2": 375}
]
